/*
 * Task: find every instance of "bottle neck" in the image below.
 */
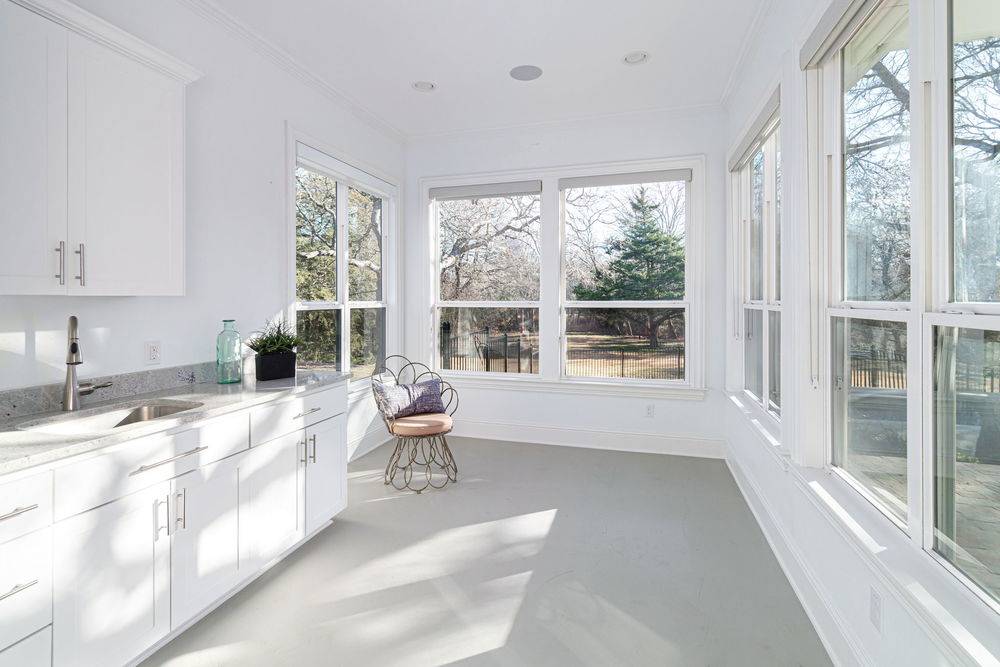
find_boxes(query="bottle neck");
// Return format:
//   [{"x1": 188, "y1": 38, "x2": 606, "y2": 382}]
[{"x1": 223, "y1": 321, "x2": 236, "y2": 331}]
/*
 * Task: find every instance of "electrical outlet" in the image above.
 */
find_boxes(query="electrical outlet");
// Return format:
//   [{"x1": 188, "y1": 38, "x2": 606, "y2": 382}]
[
  {"x1": 645, "y1": 404, "x2": 655, "y2": 418},
  {"x1": 144, "y1": 341, "x2": 161, "y2": 365},
  {"x1": 869, "y1": 587, "x2": 883, "y2": 634}
]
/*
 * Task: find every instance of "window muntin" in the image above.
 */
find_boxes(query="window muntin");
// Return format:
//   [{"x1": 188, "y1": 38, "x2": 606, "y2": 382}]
[
  {"x1": 562, "y1": 180, "x2": 688, "y2": 383},
  {"x1": 952, "y1": 1, "x2": 1000, "y2": 303},
  {"x1": 438, "y1": 195, "x2": 540, "y2": 301},
  {"x1": 933, "y1": 326, "x2": 1000, "y2": 604},
  {"x1": 438, "y1": 307, "x2": 539, "y2": 374},
  {"x1": 293, "y1": 146, "x2": 391, "y2": 382},
  {"x1": 831, "y1": 317, "x2": 909, "y2": 522},
  {"x1": 842, "y1": 2, "x2": 911, "y2": 302},
  {"x1": 435, "y1": 192, "x2": 541, "y2": 374}
]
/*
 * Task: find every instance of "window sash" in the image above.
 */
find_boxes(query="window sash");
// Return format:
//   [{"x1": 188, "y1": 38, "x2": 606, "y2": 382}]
[{"x1": 293, "y1": 142, "x2": 392, "y2": 383}]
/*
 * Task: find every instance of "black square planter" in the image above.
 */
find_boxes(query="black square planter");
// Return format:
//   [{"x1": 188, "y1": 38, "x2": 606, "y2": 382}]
[{"x1": 255, "y1": 352, "x2": 297, "y2": 381}]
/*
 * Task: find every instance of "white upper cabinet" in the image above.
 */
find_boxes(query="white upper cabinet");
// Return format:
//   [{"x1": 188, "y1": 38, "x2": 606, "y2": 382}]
[
  {"x1": 0, "y1": 1, "x2": 67, "y2": 295},
  {"x1": 0, "y1": 0, "x2": 200, "y2": 296}
]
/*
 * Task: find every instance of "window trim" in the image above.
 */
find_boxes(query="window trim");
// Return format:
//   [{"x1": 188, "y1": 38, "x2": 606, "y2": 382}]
[
  {"x1": 423, "y1": 156, "x2": 707, "y2": 392},
  {"x1": 286, "y1": 126, "x2": 399, "y2": 390}
]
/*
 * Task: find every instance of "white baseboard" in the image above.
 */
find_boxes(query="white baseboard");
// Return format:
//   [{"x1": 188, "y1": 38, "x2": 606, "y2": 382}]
[
  {"x1": 453, "y1": 418, "x2": 726, "y2": 458},
  {"x1": 348, "y1": 424, "x2": 391, "y2": 462},
  {"x1": 725, "y1": 443, "x2": 872, "y2": 667}
]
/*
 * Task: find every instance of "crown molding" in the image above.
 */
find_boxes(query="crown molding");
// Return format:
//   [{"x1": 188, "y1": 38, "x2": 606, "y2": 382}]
[
  {"x1": 12, "y1": 0, "x2": 203, "y2": 83},
  {"x1": 719, "y1": 0, "x2": 775, "y2": 108},
  {"x1": 174, "y1": 0, "x2": 405, "y2": 142}
]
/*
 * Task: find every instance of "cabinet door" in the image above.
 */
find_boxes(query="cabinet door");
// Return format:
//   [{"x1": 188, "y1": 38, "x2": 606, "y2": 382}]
[
  {"x1": 170, "y1": 454, "x2": 243, "y2": 630},
  {"x1": 0, "y1": 1, "x2": 67, "y2": 295},
  {"x1": 66, "y1": 32, "x2": 184, "y2": 296},
  {"x1": 239, "y1": 432, "x2": 303, "y2": 571},
  {"x1": 53, "y1": 482, "x2": 171, "y2": 667},
  {"x1": 305, "y1": 414, "x2": 348, "y2": 535}
]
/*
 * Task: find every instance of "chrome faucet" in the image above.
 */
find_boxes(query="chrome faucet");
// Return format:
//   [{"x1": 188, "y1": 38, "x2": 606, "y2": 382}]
[{"x1": 62, "y1": 315, "x2": 113, "y2": 411}]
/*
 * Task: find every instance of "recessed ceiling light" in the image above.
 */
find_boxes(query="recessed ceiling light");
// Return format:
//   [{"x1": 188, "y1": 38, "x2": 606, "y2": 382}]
[
  {"x1": 623, "y1": 51, "x2": 650, "y2": 65},
  {"x1": 509, "y1": 65, "x2": 543, "y2": 81},
  {"x1": 411, "y1": 81, "x2": 436, "y2": 92}
]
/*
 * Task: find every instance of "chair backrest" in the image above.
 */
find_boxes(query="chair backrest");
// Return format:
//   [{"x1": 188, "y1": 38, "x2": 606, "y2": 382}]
[{"x1": 370, "y1": 355, "x2": 458, "y2": 423}]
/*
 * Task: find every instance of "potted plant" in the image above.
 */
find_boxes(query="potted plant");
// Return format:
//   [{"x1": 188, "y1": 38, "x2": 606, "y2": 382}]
[{"x1": 246, "y1": 319, "x2": 303, "y2": 381}]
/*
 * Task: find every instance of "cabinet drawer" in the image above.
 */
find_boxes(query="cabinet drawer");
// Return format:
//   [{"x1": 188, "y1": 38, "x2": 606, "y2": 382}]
[
  {"x1": 0, "y1": 626, "x2": 50, "y2": 667},
  {"x1": 184, "y1": 410, "x2": 249, "y2": 466},
  {"x1": 0, "y1": 471, "x2": 52, "y2": 546},
  {"x1": 250, "y1": 385, "x2": 347, "y2": 446},
  {"x1": 54, "y1": 430, "x2": 202, "y2": 520},
  {"x1": 0, "y1": 529, "x2": 52, "y2": 652}
]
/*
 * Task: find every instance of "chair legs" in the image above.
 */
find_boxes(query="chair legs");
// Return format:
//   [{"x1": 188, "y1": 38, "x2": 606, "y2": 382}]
[{"x1": 384, "y1": 434, "x2": 458, "y2": 493}]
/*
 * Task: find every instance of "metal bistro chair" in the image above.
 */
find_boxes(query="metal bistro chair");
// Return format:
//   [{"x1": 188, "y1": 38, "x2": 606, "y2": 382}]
[{"x1": 371, "y1": 355, "x2": 459, "y2": 493}]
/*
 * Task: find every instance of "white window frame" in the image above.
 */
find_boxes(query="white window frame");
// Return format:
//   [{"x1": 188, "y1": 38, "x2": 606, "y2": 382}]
[
  {"x1": 807, "y1": 0, "x2": 1000, "y2": 617},
  {"x1": 423, "y1": 156, "x2": 707, "y2": 394},
  {"x1": 734, "y1": 120, "x2": 783, "y2": 420},
  {"x1": 286, "y1": 128, "x2": 399, "y2": 390}
]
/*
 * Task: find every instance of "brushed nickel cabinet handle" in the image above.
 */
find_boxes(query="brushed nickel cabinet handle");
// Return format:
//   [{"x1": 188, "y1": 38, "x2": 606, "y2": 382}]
[
  {"x1": 293, "y1": 407, "x2": 321, "y2": 420},
  {"x1": 0, "y1": 504, "x2": 39, "y2": 522},
  {"x1": 0, "y1": 580, "x2": 38, "y2": 603},
  {"x1": 176, "y1": 490, "x2": 187, "y2": 531},
  {"x1": 55, "y1": 241, "x2": 65, "y2": 285},
  {"x1": 299, "y1": 439, "x2": 308, "y2": 464},
  {"x1": 74, "y1": 243, "x2": 85, "y2": 286},
  {"x1": 129, "y1": 446, "x2": 208, "y2": 476},
  {"x1": 309, "y1": 434, "x2": 317, "y2": 463}
]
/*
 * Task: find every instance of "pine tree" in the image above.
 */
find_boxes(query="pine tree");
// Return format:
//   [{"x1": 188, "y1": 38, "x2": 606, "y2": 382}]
[{"x1": 572, "y1": 188, "x2": 685, "y2": 348}]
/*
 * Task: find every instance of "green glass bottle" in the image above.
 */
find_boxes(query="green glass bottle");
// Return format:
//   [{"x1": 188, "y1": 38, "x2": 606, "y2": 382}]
[{"x1": 216, "y1": 320, "x2": 242, "y2": 384}]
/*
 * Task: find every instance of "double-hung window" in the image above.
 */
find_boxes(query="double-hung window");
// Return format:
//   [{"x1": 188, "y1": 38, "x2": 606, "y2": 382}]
[
  {"x1": 293, "y1": 142, "x2": 394, "y2": 381},
  {"x1": 560, "y1": 171, "x2": 691, "y2": 382},
  {"x1": 433, "y1": 182, "x2": 541, "y2": 374},
  {"x1": 813, "y1": 0, "x2": 1000, "y2": 608},
  {"x1": 735, "y1": 123, "x2": 782, "y2": 416}
]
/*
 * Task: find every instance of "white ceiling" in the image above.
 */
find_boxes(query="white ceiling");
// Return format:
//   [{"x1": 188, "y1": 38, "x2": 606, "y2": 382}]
[{"x1": 211, "y1": 0, "x2": 767, "y2": 137}]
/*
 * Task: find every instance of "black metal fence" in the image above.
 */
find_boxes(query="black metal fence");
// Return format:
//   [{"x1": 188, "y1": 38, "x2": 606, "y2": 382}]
[
  {"x1": 440, "y1": 330, "x2": 538, "y2": 373},
  {"x1": 851, "y1": 347, "x2": 1000, "y2": 392},
  {"x1": 565, "y1": 344, "x2": 685, "y2": 379}
]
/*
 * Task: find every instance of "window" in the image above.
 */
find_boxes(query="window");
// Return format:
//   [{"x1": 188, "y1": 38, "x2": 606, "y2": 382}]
[
  {"x1": 811, "y1": 0, "x2": 1000, "y2": 608},
  {"x1": 735, "y1": 123, "x2": 782, "y2": 417},
  {"x1": 826, "y1": 0, "x2": 912, "y2": 522},
  {"x1": 429, "y1": 161, "x2": 704, "y2": 388},
  {"x1": 434, "y1": 184, "x2": 541, "y2": 374},
  {"x1": 293, "y1": 142, "x2": 393, "y2": 381},
  {"x1": 561, "y1": 173, "x2": 690, "y2": 382}
]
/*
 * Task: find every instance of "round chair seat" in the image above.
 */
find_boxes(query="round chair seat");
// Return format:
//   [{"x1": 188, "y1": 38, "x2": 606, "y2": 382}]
[{"x1": 390, "y1": 413, "x2": 453, "y2": 437}]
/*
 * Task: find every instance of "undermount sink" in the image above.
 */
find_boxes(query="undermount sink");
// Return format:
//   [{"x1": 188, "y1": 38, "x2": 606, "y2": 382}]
[{"x1": 18, "y1": 399, "x2": 203, "y2": 436}]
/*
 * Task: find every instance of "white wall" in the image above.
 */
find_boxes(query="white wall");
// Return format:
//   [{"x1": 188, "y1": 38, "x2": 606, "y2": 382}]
[
  {"x1": 722, "y1": 0, "x2": 1000, "y2": 664},
  {"x1": 403, "y1": 107, "x2": 730, "y2": 454},
  {"x1": 0, "y1": 0, "x2": 405, "y2": 395}
]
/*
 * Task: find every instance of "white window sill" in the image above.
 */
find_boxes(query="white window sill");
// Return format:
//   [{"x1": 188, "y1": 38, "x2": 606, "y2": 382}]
[{"x1": 439, "y1": 372, "x2": 707, "y2": 401}]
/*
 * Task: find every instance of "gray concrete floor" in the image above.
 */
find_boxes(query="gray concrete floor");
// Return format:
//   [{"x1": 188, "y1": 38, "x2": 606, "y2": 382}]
[{"x1": 144, "y1": 438, "x2": 832, "y2": 666}]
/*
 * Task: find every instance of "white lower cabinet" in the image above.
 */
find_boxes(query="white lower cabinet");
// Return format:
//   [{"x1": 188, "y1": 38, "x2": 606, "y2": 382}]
[
  {"x1": 53, "y1": 482, "x2": 171, "y2": 667},
  {"x1": 304, "y1": 414, "x2": 348, "y2": 535},
  {"x1": 239, "y1": 431, "x2": 303, "y2": 572},
  {"x1": 0, "y1": 528, "x2": 52, "y2": 652},
  {"x1": 0, "y1": 627, "x2": 51, "y2": 667},
  {"x1": 170, "y1": 454, "x2": 243, "y2": 629}
]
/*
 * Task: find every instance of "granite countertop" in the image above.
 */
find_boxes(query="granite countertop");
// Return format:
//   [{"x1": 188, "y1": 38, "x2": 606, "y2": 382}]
[{"x1": 0, "y1": 370, "x2": 352, "y2": 477}]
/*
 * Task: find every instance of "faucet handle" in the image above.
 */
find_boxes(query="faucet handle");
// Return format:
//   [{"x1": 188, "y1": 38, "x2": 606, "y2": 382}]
[{"x1": 79, "y1": 381, "x2": 113, "y2": 396}]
